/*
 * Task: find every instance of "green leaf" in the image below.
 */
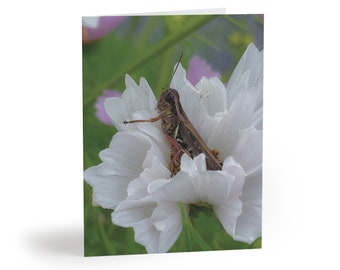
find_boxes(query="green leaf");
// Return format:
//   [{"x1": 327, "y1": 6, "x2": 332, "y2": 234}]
[
  {"x1": 170, "y1": 203, "x2": 212, "y2": 252},
  {"x1": 250, "y1": 237, "x2": 262, "y2": 249}
]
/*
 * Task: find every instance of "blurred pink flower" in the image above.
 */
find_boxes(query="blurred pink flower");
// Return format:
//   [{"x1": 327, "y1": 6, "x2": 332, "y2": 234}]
[
  {"x1": 82, "y1": 16, "x2": 127, "y2": 43},
  {"x1": 95, "y1": 90, "x2": 121, "y2": 125},
  {"x1": 187, "y1": 55, "x2": 221, "y2": 85}
]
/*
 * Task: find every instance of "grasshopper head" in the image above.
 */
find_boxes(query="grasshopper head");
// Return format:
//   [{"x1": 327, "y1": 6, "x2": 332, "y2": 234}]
[{"x1": 157, "y1": 88, "x2": 180, "y2": 112}]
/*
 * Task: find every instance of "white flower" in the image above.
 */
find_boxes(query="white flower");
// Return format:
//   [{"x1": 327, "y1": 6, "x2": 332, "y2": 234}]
[
  {"x1": 82, "y1": 17, "x2": 100, "y2": 29},
  {"x1": 84, "y1": 43, "x2": 263, "y2": 253}
]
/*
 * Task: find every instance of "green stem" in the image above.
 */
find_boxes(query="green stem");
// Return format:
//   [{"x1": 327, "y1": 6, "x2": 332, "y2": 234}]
[
  {"x1": 179, "y1": 203, "x2": 212, "y2": 251},
  {"x1": 136, "y1": 16, "x2": 161, "y2": 48},
  {"x1": 223, "y1": 15, "x2": 249, "y2": 31},
  {"x1": 95, "y1": 210, "x2": 116, "y2": 255},
  {"x1": 84, "y1": 15, "x2": 217, "y2": 107}
]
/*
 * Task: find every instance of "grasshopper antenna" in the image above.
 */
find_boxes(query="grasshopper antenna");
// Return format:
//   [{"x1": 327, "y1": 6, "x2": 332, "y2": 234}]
[{"x1": 171, "y1": 52, "x2": 183, "y2": 80}]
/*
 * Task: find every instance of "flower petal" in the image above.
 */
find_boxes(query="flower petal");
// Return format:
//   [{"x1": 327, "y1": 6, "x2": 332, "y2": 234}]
[
  {"x1": 232, "y1": 166, "x2": 262, "y2": 243},
  {"x1": 195, "y1": 76, "x2": 228, "y2": 117},
  {"x1": 198, "y1": 86, "x2": 259, "y2": 161},
  {"x1": 231, "y1": 127, "x2": 263, "y2": 174},
  {"x1": 214, "y1": 157, "x2": 245, "y2": 236},
  {"x1": 127, "y1": 149, "x2": 170, "y2": 199},
  {"x1": 112, "y1": 197, "x2": 181, "y2": 253},
  {"x1": 84, "y1": 130, "x2": 165, "y2": 209},
  {"x1": 83, "y1": 167, "x2": 129, "y2": 209},
  {"x1": 151, "y1": 202, "x2": 182, "y2": 253},
  {"x1": 170, "y1": 64, "x2": 207, "y2": 128},
  {"x1": 242, "y1": 168, "x2": 262, "y2": 205},
  {"x1": 155, "y1": 155, "x2": 242, "y2": 206},
  {"x1": 246, "y1": 107, "x2": 263, "y2": 130},
  {"x1": 104, "y1": 74, "x2": 157, "y2": 131},
  {"x1": 226, "y1": 43, "x2": 263, "y2": 109},
  {"x1": 95, "y1": 90, "x2": 121, "y2": 125},
  {"x1": 233, "y1": 203, "x2": 262, "y2": 244},
  {"x1": 180, "y1": 153, "x2": 206, "y2": 175},
  {"x1": 112, "y1": 198, "x2": 156, "y2": 226}
]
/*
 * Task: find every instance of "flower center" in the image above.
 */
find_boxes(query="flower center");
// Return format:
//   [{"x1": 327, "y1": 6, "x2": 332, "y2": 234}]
[{"x1": 189, "y1": 202, "x2": 214, "y2": 219}]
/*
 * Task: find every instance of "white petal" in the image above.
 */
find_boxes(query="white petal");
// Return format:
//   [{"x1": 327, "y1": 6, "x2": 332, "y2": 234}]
[
  {"x1": 254, "y1": 78, "x2": 263, "y2": 111},
  {"x1": 233, "y1": 204, "x2": 262, "y2": 244},
  {"x1": 242, "y1": 168, "x2": 262, "y2": 205},
  {"x1": 214, "y1": 202, "x2": 242, "y2": 238},
  {"x1": 98, "y1": 132, "x2": 150, "y2": 175},
  {"x1": 170, "y1": 64, "x2": 207, "y2": 127},
  {"x1": 246, "y1": 108, "x2": 263, "y2": 130},
  {"x1": 155, "y1": 172, "x2": 198, "y2": 203},
  {"x1": 231, "y1": 167, "x2": 262, "y2": 242},
  {"x1": 155, "y1": 158, "x2": 241, "y2": 206},
  {"x1": 84, "y1": 167, "x2": 129, "y2": 209},
  {"x1": 151, "y1": 202, "x2": 182, "y2": 253},
  {"x1": 228, "y1": 84, "x2": 258, "y2": 128},
  {"x1": 112, "y1": 197, "x2": 181, "y2": 253},
  {"x1": 127, "y1": 150, "x2": 170, "y2": 199},
  {"x1": 226, "y1": 43, "x2": 263, "y2": 108},
  {"x1": 198, "y1": 88, "x2": 258, "y2": 161},
  {"x1": 199, "y1": 113, "x2": 239, "y2": 160},
  {"x1": 84, "y1": 130, "x2": 167, "y2": 209},
  {"x1": 194, "y1": 171, "x2": 235, "y2": 205},
  {"x1": 195, "y1": 76, "x2": 228, "y2": 117},
  {"x1": 133, "y1": 219, "x2": 159, "y2": 253},
  {"x1": 214, "y1": 157, "x2": 245, "y2": 236},
  {"x1": 128, "y1": 109, "x2": 170, "y2": 157},
  {"x1": 222, "y1": 157, "x2": 246, "y2": 201},
  {"x1": 231, "y1": 127, "x2": 263, "y2": 174},
  {"x1": 104, "y1": 74, "x2": 157, "y2": 131},
  {"x1": 112, "y1": 198, "x2": 156, "y2": 226},
  {"x1": 82, "y1": 16, "x2": 100, "y2": 28},
  {"x1": 180, "y1": 153, "x2": 206, "y2": 175}
]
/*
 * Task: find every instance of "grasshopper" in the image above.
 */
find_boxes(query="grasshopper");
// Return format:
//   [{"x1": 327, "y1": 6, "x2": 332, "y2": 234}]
[{"x1": 124, "y1": 58, "x2": 223, "y2": 175}]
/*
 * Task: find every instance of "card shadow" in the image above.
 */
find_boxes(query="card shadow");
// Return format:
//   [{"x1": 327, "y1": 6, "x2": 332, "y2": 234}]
[{"x1": 25, "y1": 226, "x2": 83, "y2": 257}]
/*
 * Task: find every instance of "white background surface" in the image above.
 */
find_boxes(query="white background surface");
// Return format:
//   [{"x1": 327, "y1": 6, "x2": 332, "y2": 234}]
[{"x1": 1, "y1": 1, "x2": 340, "y2": 269}]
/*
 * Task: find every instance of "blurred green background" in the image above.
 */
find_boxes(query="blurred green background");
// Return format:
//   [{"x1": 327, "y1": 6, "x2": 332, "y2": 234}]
[{"x1": 83, "y1": 14, "x2": 263, "y2": 256}]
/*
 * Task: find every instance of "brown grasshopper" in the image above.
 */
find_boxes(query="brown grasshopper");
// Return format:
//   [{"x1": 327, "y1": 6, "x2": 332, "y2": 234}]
[{"x1": 124, "y1": 59, "x2": 223, "y2": 175}]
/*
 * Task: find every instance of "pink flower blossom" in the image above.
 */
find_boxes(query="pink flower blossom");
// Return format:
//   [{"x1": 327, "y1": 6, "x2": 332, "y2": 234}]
[
  {"x1": 187, "y1": 55, "x2": 221, "y2": 85},
  {"x1": 95, "y1": 90, "x2": 121, "y2": 125},
  {"x1": 82, "y1": 16, "x2": 127, "y2": 43}
]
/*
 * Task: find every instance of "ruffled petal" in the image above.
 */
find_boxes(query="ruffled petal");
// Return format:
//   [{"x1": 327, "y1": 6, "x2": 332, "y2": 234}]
[
  {"x1": 195, "y1": 76, "x2": 228, "y2": 117},
  {"x1": 127, "y1": 149, "x2": 171, "y2": 199},
  {"x1": 198, "y1": 87, "x2": 259, "y2": 161},
  {"x1": 155, "y1": 154, "x2": 242, "y2": 206},
  {"x1": 226, "y1": 43, "x2": 263, "y2": 109},
  {"x1": 112, "y1": 198, "x2": 156, "y2": 226},
  {"x1": 233, "y1": 203, "x2": 262, "y2": 244},
  {"x1": 84, "y1": 130, "x2": 167, "y2": 209},
  {"x1": 84, "y1": 167, "x2": 129, "y2": 209},
  {"x1": 151, "y1": 202, "x2": 182, "y2": 253},
  {"x1": 199, "y1": 113, "x2": 237, "y2": 160},
  {"x1": 170, "y1": 64, "x2": 207, "y2": 128},
  {"x1": 104, "y1": 74, "x2": 157, "y2": 131},
  {"x1": 228, "y1": 83, "x2": 258, "y2": 129},
  {"x1": 112, "y1": 197, "x2": 181, "y2": 253},
  {"x1": 231, "y1": 127, "x2": 263, "y2": 174},
  {"x1": 232, "y1": 167, "x2": 262, "y2": 243},
  {"x1": 214, "y1": 157, "x2": 245, "y2": 237},
  {"x1": 180, "y1": 153, "x2": 206, "y2": 175},
  {"x1": 246, "y1": 107, "x2": 263, "y2": 130},
  {"x1": 242, "y1": 168, "x2": 262, "y2": 205}
]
